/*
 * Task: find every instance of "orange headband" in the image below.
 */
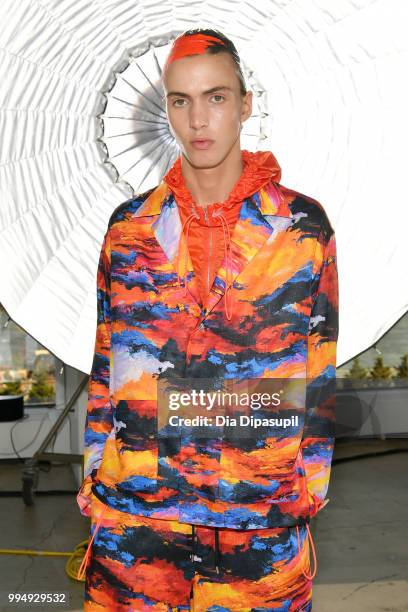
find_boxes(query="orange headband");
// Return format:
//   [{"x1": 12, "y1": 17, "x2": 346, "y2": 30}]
[{"x1": 163, "y1": 33, "x2": 226, "y2": 72}]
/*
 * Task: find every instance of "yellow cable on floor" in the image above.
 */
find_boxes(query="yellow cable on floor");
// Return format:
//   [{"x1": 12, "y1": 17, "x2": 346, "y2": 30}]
[{"x1": 0, "y1": 540, "x2": 89, "y2": 582}]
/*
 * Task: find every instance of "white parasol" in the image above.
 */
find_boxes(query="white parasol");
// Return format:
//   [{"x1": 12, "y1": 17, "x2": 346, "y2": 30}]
[{"x1": 0, "y1": 0, "x2": 407, "y2": 373}]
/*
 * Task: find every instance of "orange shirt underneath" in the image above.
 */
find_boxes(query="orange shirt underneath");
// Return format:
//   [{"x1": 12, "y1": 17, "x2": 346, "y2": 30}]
[
  {"x1": 176, "y1": 199, "x2": 243, "y2": 305},
  {"x1": 162, "y1": 149, "x2": 282, "y2": 307}
]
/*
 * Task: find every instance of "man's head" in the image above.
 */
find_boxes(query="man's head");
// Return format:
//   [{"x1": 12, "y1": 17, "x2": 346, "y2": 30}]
[{"x1": 162, "y1": 28, "x2": 253, "y2": 169}]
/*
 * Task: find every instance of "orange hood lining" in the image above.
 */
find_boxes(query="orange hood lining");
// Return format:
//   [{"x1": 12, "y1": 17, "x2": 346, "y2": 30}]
[{"x1": 162, "y1": 149, "x2": 283, "y2": 320}]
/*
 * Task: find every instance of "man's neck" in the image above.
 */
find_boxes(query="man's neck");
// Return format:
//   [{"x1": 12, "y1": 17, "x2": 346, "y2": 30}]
[{"x1": 181, "y1": 147, "x2": 244, "y2": 207}]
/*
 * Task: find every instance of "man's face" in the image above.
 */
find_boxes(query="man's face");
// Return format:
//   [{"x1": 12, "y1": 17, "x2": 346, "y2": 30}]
[{"x1": 162, "y1": 52, "x2": 252, "y2": 168}]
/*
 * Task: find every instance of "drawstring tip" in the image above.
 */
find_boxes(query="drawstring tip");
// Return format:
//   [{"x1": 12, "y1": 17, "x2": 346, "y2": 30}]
[
  {"x1": 77, "y1": 504, "x2": 108, "y2": 581},
  {"x1": 296, "y1": 523, "x2": 317, "y2": 581}
]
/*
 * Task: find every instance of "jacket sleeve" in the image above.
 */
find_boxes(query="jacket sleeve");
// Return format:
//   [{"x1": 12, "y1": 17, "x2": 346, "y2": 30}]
[
  {"x1": 77, "y1": 229, "x2": 114, "y2": 516},
  {"x1": 300, "y1": 224, "x2": 339, "y2": 518}
]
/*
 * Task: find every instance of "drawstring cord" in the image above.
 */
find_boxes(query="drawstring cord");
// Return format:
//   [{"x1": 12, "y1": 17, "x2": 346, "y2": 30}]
[
  {"x1": 214, "y1": 526, "x2": 221, "y2": 574},
  {"x1": 213, "y1": 210, "x2": 233, "y2": 321},
  {"x1": 190, "y1": 525, "x2": 221, "y2": 575},
  {"x1": 177, "y1": 212, "x2": 200, "y2": 298},
  {"x1": 190, "y1": 524, "x2": 195, "y2": 562},
  {"x1": 77, "y1": 504, "x2": 108, "y2": 581},
  {"x1": 296, "y1": 523, "x2": 317, "y2": 580},
  {"x1": 177, "y1": 207, "x2": 233, "y2": 321}
]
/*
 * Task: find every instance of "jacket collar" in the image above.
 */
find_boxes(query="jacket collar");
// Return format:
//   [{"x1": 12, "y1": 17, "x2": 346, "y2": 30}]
[
  {"x1": 129, "y1": 150, "x2": 294, "y2": 317},
  {"x1": 132, "y1": 149, "x2": 293, "y2": 220}
]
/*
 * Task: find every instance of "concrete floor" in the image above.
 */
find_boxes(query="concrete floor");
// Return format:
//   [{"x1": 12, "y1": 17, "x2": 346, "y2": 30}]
[
  {"x1": 312, "y1": 438, "x2": 408, "y2": 611},
  {"x1": 0, "y1": 438, "x2": 407, "y2": 611}
]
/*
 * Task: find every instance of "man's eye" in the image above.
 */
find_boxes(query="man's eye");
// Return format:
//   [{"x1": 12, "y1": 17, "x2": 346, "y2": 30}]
[
  {"x1": 211, "y1": 95, "x2": 225, "y2": 102},
  {"x1": 173, "y1": 99, "x2": 187, "y2": 107}
]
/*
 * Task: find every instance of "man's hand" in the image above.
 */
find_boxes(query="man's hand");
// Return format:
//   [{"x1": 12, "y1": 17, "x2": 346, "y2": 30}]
[
  {"x1": 76, "y1": 475, "x2": 93, "y2": 517},
  {"x1": 309, "y1": 492, "x2": 330, "y2": 517}
]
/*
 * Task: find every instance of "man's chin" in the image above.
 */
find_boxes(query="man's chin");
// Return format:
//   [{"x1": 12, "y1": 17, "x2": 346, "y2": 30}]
[{"x1": 182, "y1": 148, "x2": 226, "y2": 170}]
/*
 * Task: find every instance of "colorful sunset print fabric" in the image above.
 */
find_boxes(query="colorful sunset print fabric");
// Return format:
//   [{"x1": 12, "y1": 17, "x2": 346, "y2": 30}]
[
  {"x1": 84, "y1": 492, "x2": 313, "y2": 611},
  {"x1": 77, "y1": 150, "x2": 339, "y2": 531}
]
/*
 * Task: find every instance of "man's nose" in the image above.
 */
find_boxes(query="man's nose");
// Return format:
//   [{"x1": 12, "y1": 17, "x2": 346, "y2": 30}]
[{"x1": 189, "y1": 103, "x2": 208, "y2": 130}]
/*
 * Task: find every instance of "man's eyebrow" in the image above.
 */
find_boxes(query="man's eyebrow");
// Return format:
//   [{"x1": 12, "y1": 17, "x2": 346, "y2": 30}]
[{"x1": 165, "y1": 85, "x2": 233, "y2": 98}]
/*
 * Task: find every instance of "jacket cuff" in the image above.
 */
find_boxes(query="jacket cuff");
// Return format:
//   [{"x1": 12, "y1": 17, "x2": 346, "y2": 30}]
[
  {"x1": 76, "y1": 474, "x2": 94, "y2": 517},
  {"x1": 308, "y1": 491, "x2": 330, "y2": 518}
]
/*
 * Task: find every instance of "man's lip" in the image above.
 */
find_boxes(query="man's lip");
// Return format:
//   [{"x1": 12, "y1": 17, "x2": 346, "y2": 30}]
[{"x1": 190, "y1": 139, "x2": 215, "y2": 150}]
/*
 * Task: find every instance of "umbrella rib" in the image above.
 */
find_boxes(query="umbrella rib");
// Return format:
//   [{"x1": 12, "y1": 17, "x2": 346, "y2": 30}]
[
  {"x1": 152, "y1": 48, "x2": 163, "y2": 77},
  {"x1": 0, "y1": 156, "x2": 113, "y2": 236},
  {"x1": 156, "y1": 144, "x2": 177, "y2": 180},
  {"x1": 134, "y1": 62, "x2": 164, "y2": 104},
  {"x1": 102, "y1": 127, "x2": 170, "y2": 138},
  {"x1": 134, "y1": 142, "x2": 174, "y2": 191},
  {"x1": 88, "y1": 0, "x2": 130, "y2": 57},
  {"x1": 6, "y1": 174, "x2": 129, "y2": 357},
  {"x1": 136, "y1": 159, "x2": 162, "y2": 192},
  {"x1": 101, "y1": 115, "x2": 168, "y2": 126},
  {"x1": 117, "y1": 136, "x2": 173, "y2": 183},
  {"x1": 0, "y1": 44, "x2": 98, "y2": 94},
  {"x1": 108, "y1": 137, "x2": 164, "y2": 159},
  {"x1": 119, "y1": 74, "x2": 167, "y2": 116},
  {"x1": 0, "y1": 140, "x2": 97, "y2": 170},
  {"x1": 109, "y1": 94, "x2": 165, "y2": 120},
  {"x1": 34, "y1": 0, "x2": 115, "y2": 72}
]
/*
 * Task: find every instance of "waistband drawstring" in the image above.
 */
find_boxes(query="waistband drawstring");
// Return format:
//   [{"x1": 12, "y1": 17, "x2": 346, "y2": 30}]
[
  {"x1": 77, "y1": 504, "x2": 108, "y2": 581},
  {"x1": 296, "y1": 523, "x2": 317, "y2": 580},
  {"x1": 214, "y1": 526, "x2": 221, "y2": 574},
  {"x1": 190, "y1": 523, "x2": 195, "y2": 562},
  {"x1": 190, "y1": 524, "x2": 221, "y2": 575}
]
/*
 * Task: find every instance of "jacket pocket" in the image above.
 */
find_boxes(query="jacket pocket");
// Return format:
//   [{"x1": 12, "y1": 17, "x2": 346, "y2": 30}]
[
  {"x1": 298, "y1": 447, "x2": 324, "y2": 518},
  {"x1": 98, "y1": 398, "x2": 159, "y2": 493},
  {"x1": 218, "y1": 435, "x2": 302, "y2": 504}
]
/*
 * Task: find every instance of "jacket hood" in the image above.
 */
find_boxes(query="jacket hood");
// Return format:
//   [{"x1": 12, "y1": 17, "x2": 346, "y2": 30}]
[
  {"x1": 162, "y1": 150, "x2": 283, "y2": 321},
  {"x1": 163, "y1": 149, "x2": 282, "y2": 210}
]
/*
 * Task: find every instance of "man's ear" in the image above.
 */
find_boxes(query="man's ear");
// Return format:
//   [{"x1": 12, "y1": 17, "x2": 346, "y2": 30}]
[{"x1": 241, "y1": 90, "x2": 253, "y2": 124}]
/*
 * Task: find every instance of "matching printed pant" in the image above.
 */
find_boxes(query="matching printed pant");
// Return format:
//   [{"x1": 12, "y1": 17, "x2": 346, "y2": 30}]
[{"x1": 82, "y1": 492, "x2": 313, "y2": 611}]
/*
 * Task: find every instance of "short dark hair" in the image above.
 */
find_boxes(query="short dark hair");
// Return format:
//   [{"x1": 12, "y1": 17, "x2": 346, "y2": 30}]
[{"x1": 168, "y1": 28, "x2": 247, "y2": 96}]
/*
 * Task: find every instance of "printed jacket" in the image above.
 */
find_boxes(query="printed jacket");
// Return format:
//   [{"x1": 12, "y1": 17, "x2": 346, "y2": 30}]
[{"x1": 77, "y1": 149, "x2": 339, "y2": 531}]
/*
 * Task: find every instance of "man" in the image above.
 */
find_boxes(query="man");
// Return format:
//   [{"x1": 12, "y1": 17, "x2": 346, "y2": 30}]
[{"x1": 77, "y1": 29, "x2": 339, "y2": 612}]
